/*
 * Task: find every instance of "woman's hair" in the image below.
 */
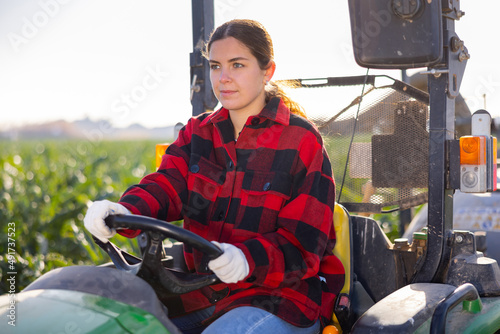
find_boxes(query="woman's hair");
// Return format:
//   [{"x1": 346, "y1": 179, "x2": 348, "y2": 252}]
[{"x1": 203, "y1": 19, "x2": 306, "y2": 118}]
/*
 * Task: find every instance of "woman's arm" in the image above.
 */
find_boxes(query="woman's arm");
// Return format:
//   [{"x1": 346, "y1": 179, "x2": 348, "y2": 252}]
[{"x1": 116, "y1": 120, "x2": 193, "y2": 237}]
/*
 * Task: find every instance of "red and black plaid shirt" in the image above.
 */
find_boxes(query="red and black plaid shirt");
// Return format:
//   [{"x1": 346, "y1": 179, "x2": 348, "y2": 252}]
[{"x1": 118, "y1": 97, "x2": 344, "y2": 327}]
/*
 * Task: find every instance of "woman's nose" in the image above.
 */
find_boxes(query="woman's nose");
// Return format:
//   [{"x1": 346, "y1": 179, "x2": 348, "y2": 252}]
[{"x1": 219, "y1": 69, "x2": 231, "y2": 83}]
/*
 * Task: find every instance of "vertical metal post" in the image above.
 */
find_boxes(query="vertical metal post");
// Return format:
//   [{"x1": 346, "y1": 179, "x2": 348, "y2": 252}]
[
  {"x1": 190, "y1": 0, "x2": 218, "y2": 116},
  {"x1": 413, "y1": 1, "x2": 468, "y2": 282},
  {"x1": 415, "y1": 70, "x2": 455, "y2": 282},
  {"x1": 399, "y1": 70, "x2": 412, "y2": 236}
]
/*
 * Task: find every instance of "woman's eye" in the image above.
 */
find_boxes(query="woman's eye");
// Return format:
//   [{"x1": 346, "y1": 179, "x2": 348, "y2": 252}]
[
  {"x1": 210, "y1": 64, "x2": 220, "y2": 70},
  {"x1": 233, "y1": 63, "x2": 243, "y2": 68}
]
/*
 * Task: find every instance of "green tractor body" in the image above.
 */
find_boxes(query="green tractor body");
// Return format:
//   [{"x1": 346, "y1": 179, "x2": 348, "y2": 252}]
[{"x1": 0, "y1": 289, "x2": 170, "y2": 334}]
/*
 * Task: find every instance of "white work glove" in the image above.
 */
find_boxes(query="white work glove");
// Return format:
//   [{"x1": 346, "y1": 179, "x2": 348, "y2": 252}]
[
  {"x1": 208, "y1": 242, "x2": 250, "y2": 284},
  {"x1": 84, "y1": 200, "x2": 130, "y2": 243}
]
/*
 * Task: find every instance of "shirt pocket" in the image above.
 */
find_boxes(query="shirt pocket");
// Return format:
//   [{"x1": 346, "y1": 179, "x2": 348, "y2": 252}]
[
  {"x1": 235, "y1": 171, "x2": 292, "y2": 235},
  {"x1": 185, "y1": 154, "x2": 226, "y2": 225}
]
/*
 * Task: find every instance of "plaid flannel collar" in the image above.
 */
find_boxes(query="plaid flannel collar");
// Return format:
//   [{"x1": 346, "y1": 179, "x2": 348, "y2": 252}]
[{"x1": 200, "y1": 97, "x2": 290, "y2": 128}]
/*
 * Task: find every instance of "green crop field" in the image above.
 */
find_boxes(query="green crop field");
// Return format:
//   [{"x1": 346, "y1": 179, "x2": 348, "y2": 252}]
[{"x1": 0, "y1": 139, "x2": 161, "y2": 293}]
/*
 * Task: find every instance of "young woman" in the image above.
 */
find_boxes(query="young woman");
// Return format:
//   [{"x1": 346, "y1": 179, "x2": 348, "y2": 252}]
[{"x1": 84, "y1": 19, "x2": 344, "y2": 334}]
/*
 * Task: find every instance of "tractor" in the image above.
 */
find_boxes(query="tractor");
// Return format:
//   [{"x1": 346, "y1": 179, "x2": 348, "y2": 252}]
[{"x1": 2, "y1": 0, "x2": 500, "y2": 333}]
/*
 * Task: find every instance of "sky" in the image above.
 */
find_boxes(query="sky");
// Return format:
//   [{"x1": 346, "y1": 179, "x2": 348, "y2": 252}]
[{"x1": 1, "y1": 0, "x2": 499, "y2": 130}]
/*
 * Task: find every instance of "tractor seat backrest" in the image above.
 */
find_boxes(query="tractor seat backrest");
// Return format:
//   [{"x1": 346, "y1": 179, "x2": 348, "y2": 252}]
[
  {"x1": 333, "y1": 203, "x2": 352, "y2": 296},
  {"x1": 325, "y1": 203, "x2": 355, "y2": 332},
  {"x1": 328, "y1": 204, "x2": 377, "y2": 333}
]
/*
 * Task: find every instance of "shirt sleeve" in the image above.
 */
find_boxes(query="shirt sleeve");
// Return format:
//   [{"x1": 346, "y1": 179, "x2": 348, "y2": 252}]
[
  {"x1": 237, "y1": 129, "x2": 336, "y2": 288},
  {"x1": 116, "y1": 120, "x2": 193, "y2": 236}
]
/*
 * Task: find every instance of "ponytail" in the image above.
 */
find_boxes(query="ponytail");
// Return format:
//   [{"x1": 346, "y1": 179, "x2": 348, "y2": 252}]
[{"x1": 266, "y1": 80, "x2": 307, "y2": 119}]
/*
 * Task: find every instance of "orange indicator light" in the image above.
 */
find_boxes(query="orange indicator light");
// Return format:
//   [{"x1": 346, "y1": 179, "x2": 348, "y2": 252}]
[
  {"x1": 155, "y1": 143, "x2": 170, "y2": 170},
  {"x1": 460, "y1": 136, "x2": 486, "y2": 165}
]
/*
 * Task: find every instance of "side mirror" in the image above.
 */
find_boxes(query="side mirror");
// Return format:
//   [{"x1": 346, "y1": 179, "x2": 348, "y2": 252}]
[{"x1": 348, "y1": 0, "x2": 442, "y2": 69}]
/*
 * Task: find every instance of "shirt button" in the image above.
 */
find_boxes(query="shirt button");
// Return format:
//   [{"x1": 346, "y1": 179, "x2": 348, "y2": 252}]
[
  {"x1": 228, "y1": 161, "x2": 234, "y2": 170},
  {"x1": 190, "y1": 164, "x2": 200, "y2": 173},
  {"x1": 263, "y1": 182, "x2": 271, "y2": 191},
  {"x1": 217, "y1": 211, "x2": 225, "y2": 220},
  {"x1": 251, "y1": 118, "x2": 260, "y2": 126}
]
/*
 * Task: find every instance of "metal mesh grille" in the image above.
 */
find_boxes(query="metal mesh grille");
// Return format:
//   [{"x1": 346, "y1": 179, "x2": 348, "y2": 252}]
[{"x1": 284, "y1": 75, "x2": 430, "y2": 213}]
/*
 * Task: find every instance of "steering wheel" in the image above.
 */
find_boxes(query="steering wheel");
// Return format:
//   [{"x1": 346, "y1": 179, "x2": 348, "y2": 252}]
[{"x1": 93, "y1": 214, "x2": 223, "y2": 296}]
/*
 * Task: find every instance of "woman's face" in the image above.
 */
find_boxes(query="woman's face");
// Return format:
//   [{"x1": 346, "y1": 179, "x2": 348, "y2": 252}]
[{"x1": 209, "y1": 37, "x2": 274, "y2": 116}]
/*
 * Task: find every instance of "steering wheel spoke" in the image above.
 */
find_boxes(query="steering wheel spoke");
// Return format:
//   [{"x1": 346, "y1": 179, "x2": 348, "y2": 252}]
[{"x1": 93, "y1": 237, "x2": 142, "y2": 274}]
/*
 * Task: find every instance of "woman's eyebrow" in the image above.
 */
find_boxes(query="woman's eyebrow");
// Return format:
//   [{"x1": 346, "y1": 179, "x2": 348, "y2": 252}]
[
  {"x1": 209, "y1": 57, "x2": 249, "y2": 63},
  {"x1": 228, "y1": 57, "x2": 249, "y2": 62}
]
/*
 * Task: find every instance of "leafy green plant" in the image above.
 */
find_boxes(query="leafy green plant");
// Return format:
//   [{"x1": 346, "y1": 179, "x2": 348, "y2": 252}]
[{"x1": 0, "y1": 139, "x2": 160, "y2": 293}]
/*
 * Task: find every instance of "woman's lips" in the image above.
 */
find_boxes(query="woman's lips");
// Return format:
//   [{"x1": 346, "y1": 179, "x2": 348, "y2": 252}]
[{"x1": 220, "y1": 90, "x2": 236, "y2": 97}]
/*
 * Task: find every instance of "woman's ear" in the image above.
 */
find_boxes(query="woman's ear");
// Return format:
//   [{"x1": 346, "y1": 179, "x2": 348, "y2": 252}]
[{"x1": 264, "y1": 60, "x2": 276, "y2": 83}]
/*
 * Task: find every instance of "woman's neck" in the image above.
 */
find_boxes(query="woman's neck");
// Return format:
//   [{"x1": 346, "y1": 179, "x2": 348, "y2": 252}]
[
  {"x1": 229, "y1": 100, "x2": 266, "y2": 140},
  {"x1": 229, "y1": 111, "x2": 248, "y2": 140}
]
